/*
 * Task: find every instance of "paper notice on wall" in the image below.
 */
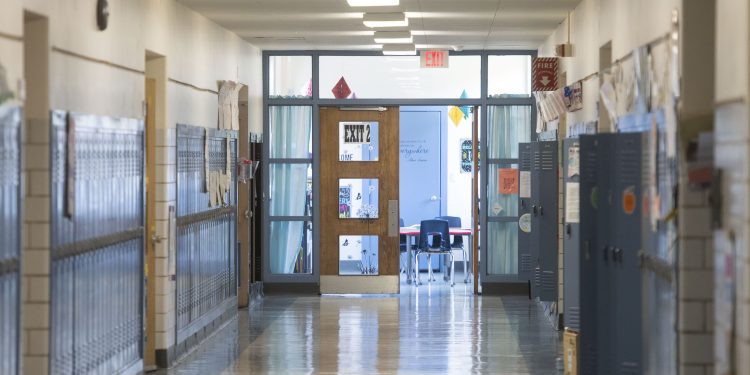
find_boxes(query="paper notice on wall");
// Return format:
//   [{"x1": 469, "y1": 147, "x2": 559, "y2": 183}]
[
  {"x1": 565, "y1": 182, "x2": 580, "y2": 223},
  {"x1": 519, "y1": 171, "x2": 531, "y2": 198},
  {"x1": 568, "y1": 143, "x2": 580, "y2": 178},
  {"x1": 498, "y1": 168, "x2": 519, "y2": 195},
  {"x1": 208, "y1": 171, "x2": 218, "y2": 207}
]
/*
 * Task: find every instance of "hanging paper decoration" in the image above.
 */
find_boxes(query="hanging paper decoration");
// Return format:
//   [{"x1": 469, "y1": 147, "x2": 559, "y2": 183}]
[
  {"x1": 305, "y1": 79, "x2": 312, "y2": 97},
  {"x1": 332, "y1": 77, "x2": 352, "y2": 99},
  {"x1": 459, "y1": 89, "x2": 471, "y2": 119},
  {"x1": 448, "y1": 106, "x2": 464, "y2": 127}
]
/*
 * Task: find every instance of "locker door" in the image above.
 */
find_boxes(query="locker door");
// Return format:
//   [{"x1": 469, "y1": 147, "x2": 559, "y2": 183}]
[
  {"x1": 517, "y1": 143, "x2": 533, "y2": 285},
  {"x1": 613, "y1": 133, "x2": 644, "y2": 374},
  {"x1": 596, "y1": 134, "x2": 617, "y2": 375},
  {"x1": 531, "y1": 142, "x2": 541, "y2": 298},
  {"x1": 578, "y1": 135, "x2": 599, "y2": 375},
  {"x1": 537, "y1": 141, "x2": 558, "y2": 302},
  {"x1": 563, "y1": 138, "x2": 581, "y2": 330}
]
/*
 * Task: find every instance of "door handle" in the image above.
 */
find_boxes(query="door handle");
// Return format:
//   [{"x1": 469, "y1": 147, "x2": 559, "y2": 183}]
[{"x1": 430, "y1": 195, "x2": 440, "y2": 201}]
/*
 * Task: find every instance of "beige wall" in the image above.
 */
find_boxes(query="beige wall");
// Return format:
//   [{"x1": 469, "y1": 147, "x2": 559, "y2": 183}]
[{"x1": 1, "y1": 0, "x2": 263, "y2": 373}]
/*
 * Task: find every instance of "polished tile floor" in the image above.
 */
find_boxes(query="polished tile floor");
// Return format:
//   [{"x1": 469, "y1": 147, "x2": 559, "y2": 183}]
[{"x1": 158, "y1": 276, "x2": 562, "y2": 374}]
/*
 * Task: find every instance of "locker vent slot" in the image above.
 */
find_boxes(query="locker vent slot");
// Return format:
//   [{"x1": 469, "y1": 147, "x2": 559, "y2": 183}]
[
  {"x1": 520, "y1": 147, "x2": 532, "y2": 170},
  {"x1": 618, "y1": 144, "x2": 640, "y2": 184},
  {"x1": 541, "y1": 147, "x2": 555, "y2": 171},
  {"x1": 567, "y1": 306, "x2": 580, "y2": 330},
  {"x1": 542, "y1": 271, "x2": 556, "y2": 291},
  {"x1": 520, "y1": 254, "x2": 532, "y2": 272}
]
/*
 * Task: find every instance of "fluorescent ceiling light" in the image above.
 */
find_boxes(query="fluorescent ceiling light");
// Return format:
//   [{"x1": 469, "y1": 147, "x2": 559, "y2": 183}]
[
  {"x1": 363, "y1": 13, "x2": 408, "y2": 28},
  {"x1": 347, "y1": 0, "x2": 399, "y2": 6},
  {"x1": 382, "y1": 43, "x2": 416, "y2": 56},
  {"x1": 374, "y1": 31, "x2": 412, "y2": 44}
]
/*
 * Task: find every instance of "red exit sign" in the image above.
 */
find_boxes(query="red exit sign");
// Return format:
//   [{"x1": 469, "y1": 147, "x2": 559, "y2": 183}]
[{"x1": 420, "y1": 50, "x2": 449, "y2": 68}]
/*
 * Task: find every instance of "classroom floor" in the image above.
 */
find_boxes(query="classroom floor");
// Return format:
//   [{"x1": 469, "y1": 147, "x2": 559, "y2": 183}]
[{"x1": 157, "y1": 274, "x2": 562, "y2": 374}]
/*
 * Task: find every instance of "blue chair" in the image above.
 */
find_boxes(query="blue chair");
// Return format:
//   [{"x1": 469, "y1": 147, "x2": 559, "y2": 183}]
[
  {"x1": 399, "y1": 218, "x2": 409, "y2": 273},
  {"x1": 415, "y1": 219, "x2": 454, "y2": 286},
  {"x1": 435, "y1": 216, "x2": 469, "y2": 282}
]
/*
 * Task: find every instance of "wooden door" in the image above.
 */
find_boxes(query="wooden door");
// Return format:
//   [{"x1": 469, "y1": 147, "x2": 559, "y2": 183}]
[{"x1": 319, "y1": 107, "x2": 400, "y2": 294}]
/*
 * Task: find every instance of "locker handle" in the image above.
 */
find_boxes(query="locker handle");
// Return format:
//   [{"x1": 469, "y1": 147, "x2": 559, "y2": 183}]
[
  {"x1": 565, "y1": 223, "x2": 572, "y2": 237},
  {"x1": 613, "y1": 248, "x2": 623, "y2": 263},
  {"x1": 532, "y1": 205, "x2": 537, "y2": 215},
  {"x1": 539, "y1": 206, "x2": 544, "y2": 216}
]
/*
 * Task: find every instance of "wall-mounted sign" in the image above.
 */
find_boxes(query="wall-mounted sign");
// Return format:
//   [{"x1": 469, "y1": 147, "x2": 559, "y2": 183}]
[
  {"x1": 420, "y1": 50, "x2": 449, "y2": 69},
  {"x1": 460, "y1": 139, "x2": 472, "y2": 173},
  {"x1": 532, "y1": 57, "x2": 558, "y2": 91}
]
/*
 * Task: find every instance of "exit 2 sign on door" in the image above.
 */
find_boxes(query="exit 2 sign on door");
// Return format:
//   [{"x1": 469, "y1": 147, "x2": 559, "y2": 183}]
[{"x1": 420, "y1": 50, "x2": 449, "y2": 69}]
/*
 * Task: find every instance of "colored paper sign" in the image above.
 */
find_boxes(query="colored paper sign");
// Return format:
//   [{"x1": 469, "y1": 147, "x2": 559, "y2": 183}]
[
  {"x1": 622, "y1": 186, "x2": 637, "y2": 215},
  {"x1": 532, "y1": 57, "x2": 558, "y2": 91},
  {"x1": 460, "y1": 139, "x2": 472, "y2": 173},
  {"x1": 498, "y1": 168, "x2": 518, "y2": 195},
  {"x1": 563, "y1": 81, "x2": 583, "y2": 112},
  {"x1": 420, "y1": 50, "x2": 449, "y2": 68},
  {"x1": 332, "y1": 77, "x2": 351, "y2": 99}
]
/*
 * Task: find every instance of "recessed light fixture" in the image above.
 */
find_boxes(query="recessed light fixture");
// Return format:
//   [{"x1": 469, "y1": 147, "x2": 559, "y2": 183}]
[
  {"x1": 374, "y1": 31, "x2": 412, "y2": 44},
  {"x1": 347, "y1": 0, "x2": 399, "y2": 6},
  {"x1": 363, "y1": 12, "x2": 408, "y2": 28},
  {"x1": 382, "y1": 43, "x2": 416, "y2": 56}
]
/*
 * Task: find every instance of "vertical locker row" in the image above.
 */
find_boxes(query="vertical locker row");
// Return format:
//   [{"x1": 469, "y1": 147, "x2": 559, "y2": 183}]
[
  {"x1": 50, "y1": 111, "x2": 144, "y2": 374},
  {"x1": 578, "y1": 133, "x2": 645, "y2": 375},
  {"x1": 562, "y1": 138, "x2": 581, "y2": 330},
  {"x1": 0, "y1": 106, "x2": 21, "y2": 375},
  {"x1": 175, "y1": 125, "x2": 237, "y2": 347},
  {"x1": 529, "y1": 141, "x2": 559, "y2": 302},
  {"x1": 517, "y1": 143, "x2": 533, "y2": 287}
]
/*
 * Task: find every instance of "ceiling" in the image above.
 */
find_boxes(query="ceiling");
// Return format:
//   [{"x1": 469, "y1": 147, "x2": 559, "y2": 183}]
[{"x1": 176, "y1": 0, "x2": 581, "y2": 51}]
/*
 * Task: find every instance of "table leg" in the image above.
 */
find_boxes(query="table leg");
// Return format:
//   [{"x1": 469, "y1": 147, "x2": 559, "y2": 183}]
[
  {"x1": 406, "y1": 235, "x2": 413, "y2": 285},
  {"x1": 465, "y1": 234, "x2": 473, "y2": 283}
]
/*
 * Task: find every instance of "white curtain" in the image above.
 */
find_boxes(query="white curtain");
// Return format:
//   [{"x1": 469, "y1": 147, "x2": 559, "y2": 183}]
[
  {"x1": 269, "y1": 106, "x2": 311, "y2": 274},
  {"x1": 486, "y1": 106, "x2": 530, "y2": 275}
]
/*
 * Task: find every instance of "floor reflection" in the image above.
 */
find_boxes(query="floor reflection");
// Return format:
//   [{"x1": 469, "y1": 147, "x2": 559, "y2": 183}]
[{"x1": 159, "y1": 275, "x2": 561, "y2": 374}]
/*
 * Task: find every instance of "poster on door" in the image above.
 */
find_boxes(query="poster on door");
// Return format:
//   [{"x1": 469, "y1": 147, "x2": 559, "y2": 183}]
[
  {"x1": 342, "y1": 122, "x2": 371, "y2": 144},
  {"x1": 339, "y1": 186, "x2": 352, "y2": 218},
  {"x1": 498, "y1": 168, "x2": 519, "y2": 195}
]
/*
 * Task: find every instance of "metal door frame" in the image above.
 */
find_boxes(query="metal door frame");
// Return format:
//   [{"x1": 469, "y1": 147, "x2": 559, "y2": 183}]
[{"x1": 262, "y1": 50, "x2": 537, "y2": 290}]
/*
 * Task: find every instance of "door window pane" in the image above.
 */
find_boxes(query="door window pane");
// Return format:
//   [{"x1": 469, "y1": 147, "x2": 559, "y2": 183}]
[
  {"x1": 488, "y1": 164, "x2": 519, "y2": 217},
  {"x1": 269, "y1": 106, "x2": 312, "y2": 159},
  {"x1": 487, "y1": 221, "x2": 518, "y2": 275},
  {"x1": 339, "y1": 235, "x2": 379, "y2": 275},
  {"x1": 339, "y1": 179, "x2": 379, "y2": 219},
  {"x1": 319, "y1": 55, "x2": 480, "y2": 99},
  {"x1": 270, "y1": 221, "x2": 313, "y2": 274},
  {"x1": 488, "y1": 55, "x2": 532, "y2": 98},
  {"x1": 269, "y1": 164, "x2": 312, "y2": 216},
  {"x1": 487, "y1": 105, "x2": 531, "y2": 159},
  {"x1": 269, "y1": 56, "x2": 312, "y2": 99},
  {"x1": 339, "y1": 121, "x2": 379, "y2": 161}
]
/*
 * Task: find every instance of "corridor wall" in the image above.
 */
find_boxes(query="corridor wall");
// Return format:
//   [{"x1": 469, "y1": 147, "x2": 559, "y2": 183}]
[
  {"x1": 538, "y1": 0, "x2": 718, "y2": 374},
  {"x1": 0, "y1": 0, "x2": 263, "y2": 373}
]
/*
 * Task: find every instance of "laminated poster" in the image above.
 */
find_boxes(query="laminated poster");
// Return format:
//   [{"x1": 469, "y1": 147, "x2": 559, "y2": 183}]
[
  {"x1": 565, "y1": 182, "x2": 580, "y2": 223},
  {"x1": 568, "y1": 143, "x2": 580, "y2": 178},
  {"x1": 519, "y1": 171, "x2": 531, "y2": 198}
]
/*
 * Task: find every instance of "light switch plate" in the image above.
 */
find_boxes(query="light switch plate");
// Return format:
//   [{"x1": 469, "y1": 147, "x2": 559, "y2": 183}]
[{"x1": 387, "y1": 200, "x2": 398, "y2": 237}]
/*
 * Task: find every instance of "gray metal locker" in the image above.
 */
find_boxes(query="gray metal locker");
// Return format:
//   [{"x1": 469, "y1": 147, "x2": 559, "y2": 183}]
[
  {"x1": 578, "y1": 135, "x2": 601, "y2": 375},
  {"x1": 612, "y1": 133, "x2": 645, "y2": 374},
  {"x1": 534, "y1": 140, "x2": 558, "y2": 302},
  {"x1": 531, "y1": 141, "x2": 541, "y2": 299},
  {"x1": 517, "y1": 142, "x2": 533, "y2": 287},
  {"x1": 0, "y1": 106, "x2": 21, "y2": 375},
  {"x1": 595, "y1": 134, "x2": 616, "y2": 375},
  {"x1": 562, "y1": 138, "x2": 581, "y2": 330}
]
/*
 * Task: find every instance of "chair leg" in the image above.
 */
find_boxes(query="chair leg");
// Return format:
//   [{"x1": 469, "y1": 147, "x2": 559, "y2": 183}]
[
  {"x1": 463, "y1": 248, "x2": 469, "y2": 283},
  {"x1": 449, "y1": 252, "x2": 455, "y2": 287},
  {"x1": 428, "y1": 254, "x2": 435, "y2": 282},
  {"x1": 415, "y1": 253, "x2": 422, "y2": 285}
]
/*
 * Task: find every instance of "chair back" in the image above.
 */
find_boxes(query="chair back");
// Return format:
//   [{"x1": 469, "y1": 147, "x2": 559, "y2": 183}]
[
  {"x1": 418, "y1": 219, "x2": 450, "y2": 251},
  {"x1": 435, "y1": 216, "x2": 463, "y2": 247},
  {"x1": 399, "y1": 218, "x2": 407, "y2": 251}
]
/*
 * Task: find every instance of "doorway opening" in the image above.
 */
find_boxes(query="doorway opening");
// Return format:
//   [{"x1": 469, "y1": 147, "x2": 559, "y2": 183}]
[{"x1": 398, "y1": 106, "x2": 478, "y2": 291}]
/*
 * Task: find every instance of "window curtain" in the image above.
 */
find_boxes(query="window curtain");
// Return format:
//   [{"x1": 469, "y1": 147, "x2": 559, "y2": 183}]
[
  {"x1": 486, "y1": 106, "x2": 530, "y2": 275},
  {"x1": 269, "y1": 106, "x2": 312, "y2": 274}
]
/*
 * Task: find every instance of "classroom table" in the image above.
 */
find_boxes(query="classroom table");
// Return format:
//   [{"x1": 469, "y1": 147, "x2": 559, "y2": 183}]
[{"x1": 400, "y1": 227, "x2": 473, "y2": 285}]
